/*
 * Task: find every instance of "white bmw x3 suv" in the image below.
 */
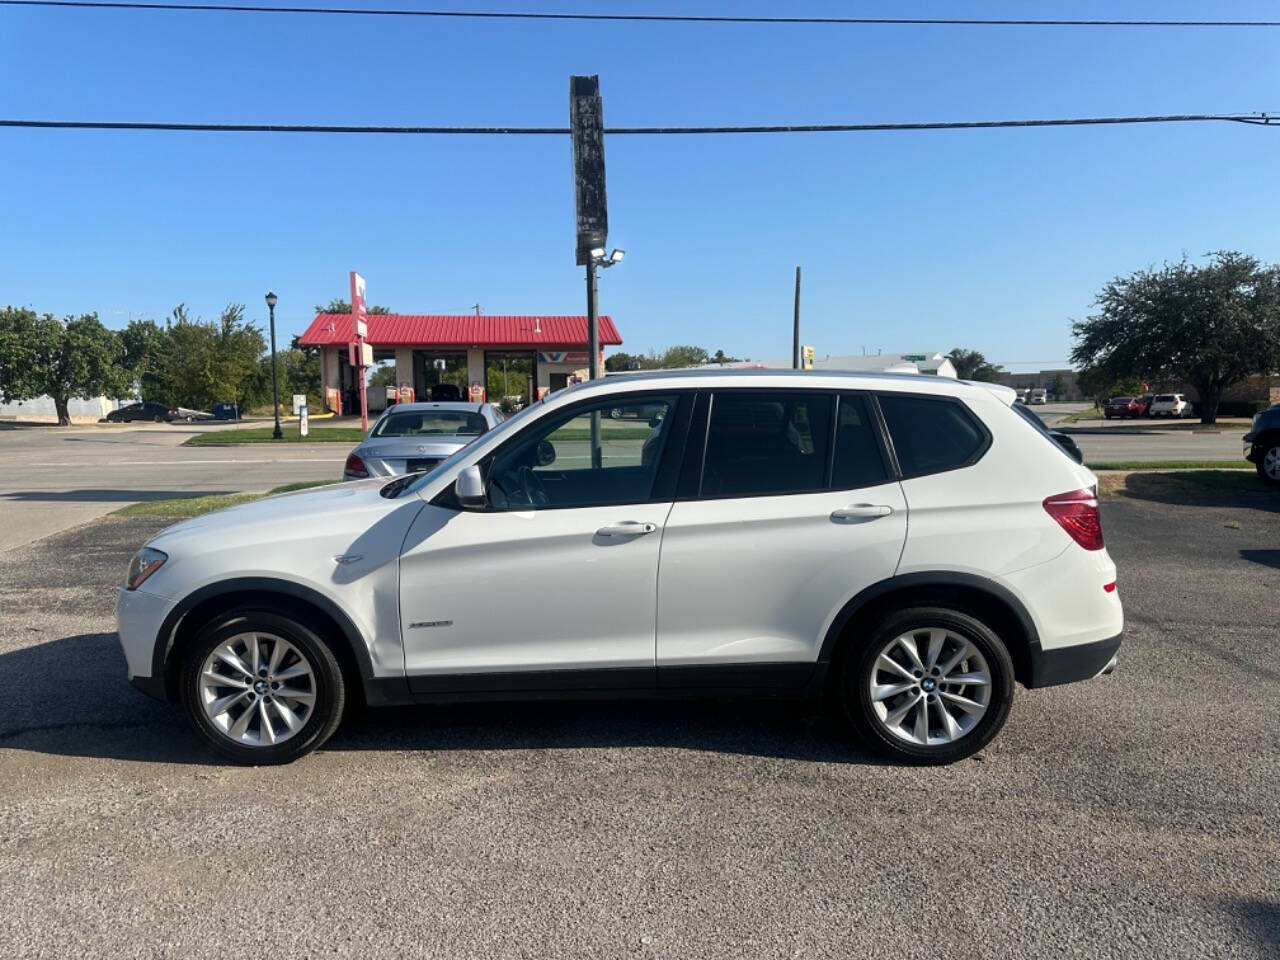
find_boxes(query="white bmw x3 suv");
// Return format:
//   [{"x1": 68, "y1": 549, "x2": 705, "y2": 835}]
[{"x1": 117, "y1": 370, "x2": 1122, "y2": 765}]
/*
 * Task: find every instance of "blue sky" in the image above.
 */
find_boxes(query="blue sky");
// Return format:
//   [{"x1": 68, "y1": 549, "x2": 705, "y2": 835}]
[{"x1": 2, "y1": 1, "x2": 1278, "y2": 372}]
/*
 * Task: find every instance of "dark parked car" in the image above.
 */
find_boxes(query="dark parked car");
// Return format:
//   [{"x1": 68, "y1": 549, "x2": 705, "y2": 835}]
[
  {"x1": 103, "y1": 402, "x2": 179, "y2": 423},
  {"x1": 1103, "y1": 396, "x2": 1142, "y2": 419},
  {"x1": 1244, "y1": 403, "x2": 1280, "y2": 485},
  {"x1": 429, "y1": 383, "x2": 463, "y2": 402}
]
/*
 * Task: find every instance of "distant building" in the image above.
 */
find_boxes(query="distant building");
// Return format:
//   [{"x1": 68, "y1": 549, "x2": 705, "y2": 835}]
[
  {"x1": 700, "y1": 351, "x2": 958, "y2": 378},
  {"x1": 298, "y1": 313, "x2": 623, "y2": 412},
  {"x1": 996, "y1": 369, "x2": 1081, "y2": 401},
  {"x1": 0, "y1": 395, "x2": 119, "y2": 423},
  {"x1": 812, "y1": 352, "x2": 958, "y2": 378}
]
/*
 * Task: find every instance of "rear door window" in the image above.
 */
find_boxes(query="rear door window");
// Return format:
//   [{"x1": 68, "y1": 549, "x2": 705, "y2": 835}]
[
  {"x1": 877, "y1": 394, "x2": 988, "y2": 478},
  {"x1": 701, "y1": 392, "x2": 833, "y2": 497}
]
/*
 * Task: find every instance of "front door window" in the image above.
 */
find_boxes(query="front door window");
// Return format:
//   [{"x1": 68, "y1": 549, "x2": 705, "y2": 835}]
[{"x1": 487, "y1": 394, "x2": 677, "y2": 509}]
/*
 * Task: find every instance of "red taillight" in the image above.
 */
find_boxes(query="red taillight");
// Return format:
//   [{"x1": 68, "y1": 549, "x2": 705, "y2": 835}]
[
  {"x1": 344, "y1": 453, "x2": 369, "y2": 478},
  {"x1": 1103, "y1": 581, "x2": 1117, "y2": 593},
  {"x1": 1043, "y1": 487, "x2": 1104, "y2": 551}
]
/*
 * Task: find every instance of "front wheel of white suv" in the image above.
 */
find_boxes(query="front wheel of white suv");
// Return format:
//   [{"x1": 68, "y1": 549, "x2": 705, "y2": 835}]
[
  {"x1": 180, "y1": 610, "x2": 346, "y2": 765},
  {"x1": 840, "y1": 607, "x2": 1015, "y2": 765}
]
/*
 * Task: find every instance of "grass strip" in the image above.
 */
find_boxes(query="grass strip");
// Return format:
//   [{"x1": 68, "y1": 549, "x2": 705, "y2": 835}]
[
  {"x1": 184, "y1": 427, "x2": 365, "y2": 445},
  {"x1": 1089, "y1": 460, "x2": 1249, "y2": 471},
  {"x1": 113, "y1": 481, "x2": 332, "y2": 519}
]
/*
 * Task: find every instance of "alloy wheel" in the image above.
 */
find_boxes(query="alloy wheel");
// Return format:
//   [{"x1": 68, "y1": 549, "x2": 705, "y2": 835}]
[
  {"x1": 198, "y1": 632, "x2": 316, "y2": 747},
  {"x1": 1265, "y1": 446, "x2": 1280, "y2": 481},
  {"x1": 868, "y1": 628, "x2": 992, "y2": 746}
]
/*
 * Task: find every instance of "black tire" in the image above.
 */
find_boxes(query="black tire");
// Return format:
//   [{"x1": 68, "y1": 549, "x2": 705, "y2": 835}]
[
  {"x1": 153, "y1": 414, "x2": 164, "y2": 423},
  {"x1": 180, "y1": 609, "x2": 346, "y2": 765},
  {"x1": 1256, "y1": 441, "x2": 1280, "y2": 486},
  {"x1": 838, "y1": 606, "x2": 1015, "y2": 765}
]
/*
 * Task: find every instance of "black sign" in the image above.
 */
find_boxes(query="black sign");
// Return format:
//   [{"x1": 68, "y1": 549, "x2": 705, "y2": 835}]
[{"x1": 570, "y1": 75, "x2": 608, "y2": 265}]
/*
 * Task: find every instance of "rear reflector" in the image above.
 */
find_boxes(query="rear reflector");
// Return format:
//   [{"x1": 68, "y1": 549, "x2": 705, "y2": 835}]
[
  {"x1": 1043, "y1": 487, "x2": 1104, "y2": 551},
  {"x1": 1103, "y1": 581, "x2": 1117, "y2": 593},
  {"x1": 344, "y1": 453, "x2": 369, "y2": 478}
]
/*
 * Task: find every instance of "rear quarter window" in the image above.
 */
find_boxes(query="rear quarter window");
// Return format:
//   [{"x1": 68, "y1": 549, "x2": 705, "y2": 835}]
[{"x1": 877, "y1": 394, "x2": 989, "y2": 478}]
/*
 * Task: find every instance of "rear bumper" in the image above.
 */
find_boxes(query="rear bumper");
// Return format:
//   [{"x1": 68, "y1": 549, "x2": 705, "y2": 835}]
[{"x1": 1027, "y1": 631, "x2": 1122, "y2": 688}]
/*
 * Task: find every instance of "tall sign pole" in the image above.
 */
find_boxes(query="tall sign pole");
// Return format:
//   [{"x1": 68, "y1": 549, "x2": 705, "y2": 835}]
[
  {"x1": 571, "y1": 74, "x2": 608, "y2": 383},
  {"x1": 350, "y1": 270, "x2": 370, "y2": 432}
]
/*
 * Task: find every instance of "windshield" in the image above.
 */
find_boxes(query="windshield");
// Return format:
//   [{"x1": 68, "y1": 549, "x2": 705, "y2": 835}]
[
  {"x1": 389, "y1": 397, "x2": 547, "y2": 498},
  {"x1": 371, "y1": 409, "x2": 488, "y2": 438}
]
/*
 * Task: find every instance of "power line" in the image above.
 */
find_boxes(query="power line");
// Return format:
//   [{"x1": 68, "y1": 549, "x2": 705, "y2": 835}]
[
  {"x1": 0, "y1": 113, "x2": 1274, "y2": 136},
  {"x1": 3, "y1": 1, "x2": 1280, "y2": 28}
]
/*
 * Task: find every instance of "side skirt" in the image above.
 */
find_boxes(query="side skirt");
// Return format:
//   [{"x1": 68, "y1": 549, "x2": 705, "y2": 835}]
[{"x1": 366, "y1": 663, "x2": 823, "y2": 707}]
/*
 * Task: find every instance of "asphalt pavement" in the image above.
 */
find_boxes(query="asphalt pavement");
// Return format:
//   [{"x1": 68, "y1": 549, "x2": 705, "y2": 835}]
[{"x1": 0, "y1": 492, "x2": 1276, "y2": 958}]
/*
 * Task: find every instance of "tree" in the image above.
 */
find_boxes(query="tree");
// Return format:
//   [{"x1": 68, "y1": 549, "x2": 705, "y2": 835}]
[
  {"x1": 604, "y1": 351, "x2": 656, "y2": 372},
  {"x1": 315, "y1": 298, "x2": 392, "y2": 315},
  {"x1": 947, "y1": 348, "x2": 1004, "y2": 382},
  {"x1": 0, "y1": 307, "x2": 129, "y2": 425},
  {"x1": 712, "y1": 349, "x2": 742, "y2": 365},
  {"x1": 1071, "y1": 252, "x2": 1280, "y2": 423},
  {"x1": 658, "y1": 345, "x2": 709, "y2": 368},
  {"x1": 369, "y1": 364, "x2": 398, "y2": 389},
  {"x1": 1048, "y1": 373, "x2": 1067, "y2": 399},
  {"x1": 147, "y1": 304, "x2": 268, "y2": 411}
]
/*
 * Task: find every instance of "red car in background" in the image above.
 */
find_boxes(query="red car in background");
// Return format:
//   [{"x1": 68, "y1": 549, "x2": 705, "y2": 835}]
[{"x1": 1104, "y1": 396, "x2": 1143, "y2": 419}]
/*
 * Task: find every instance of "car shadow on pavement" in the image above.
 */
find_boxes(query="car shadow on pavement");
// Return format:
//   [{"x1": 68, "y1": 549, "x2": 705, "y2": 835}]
[
  {"x1": 1239, "y1": 548, "x2": 1280, "y2": 569},
  {"x1": 328, "y1": 698, "x2": 883, "y2": 766},
  {"x1": 0, "y1": 633, "x2": 884, "y2": 767},
  {"x1": 0, "y1": 634, "x2": 211, "y2": 764},
  {"x1": 1223, "y1": 898, "x2": 1280, "y2": 952}
]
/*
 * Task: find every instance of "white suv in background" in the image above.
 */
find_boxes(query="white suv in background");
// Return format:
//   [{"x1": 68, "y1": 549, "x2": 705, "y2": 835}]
[
  {"x1": 1149, "y1": 393, "x2": 1190, "y2": 418},
  {"x1": 116, "y1": 370, "x2": 1123, "y2": 765}
]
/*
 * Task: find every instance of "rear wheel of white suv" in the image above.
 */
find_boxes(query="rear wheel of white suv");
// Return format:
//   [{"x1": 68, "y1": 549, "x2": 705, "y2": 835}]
[
  {"x1": 180, "y1": 610, "x2": 346, "y2": 765},
  {"x1": 840, "y1": 607, "x2": 1015, "y2": 765}
]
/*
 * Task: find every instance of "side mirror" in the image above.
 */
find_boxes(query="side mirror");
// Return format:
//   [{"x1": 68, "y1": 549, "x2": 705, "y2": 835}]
[
  {"x1": 536, "y1": 440, "x2": 556, "y2": 467},
  {"x1": 454, "y1": 464, "x2": 487, "y2": 509}
]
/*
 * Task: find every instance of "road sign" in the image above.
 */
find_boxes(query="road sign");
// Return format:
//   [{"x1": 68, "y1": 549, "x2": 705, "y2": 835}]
[
  {"x1": 902, "y1": 354, "x2": 927, "y2": 362},
  {"x1": 802, "y1": 345, "x2": 815, "y2": 370},
  {"x1": 570, "y1": 75, "x2": 608, "y2": 266},
  {"x1": 355, "y1": 318, "x2": 368, "y2": 339},
  {"x1": 299, "y1": 402, "x2": 309, "y2": 437}
]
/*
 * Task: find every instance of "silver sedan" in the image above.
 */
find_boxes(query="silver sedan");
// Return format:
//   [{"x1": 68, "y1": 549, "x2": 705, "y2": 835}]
[{"x1": 342, "y1": 401, "x2": 504, "y2": 480}]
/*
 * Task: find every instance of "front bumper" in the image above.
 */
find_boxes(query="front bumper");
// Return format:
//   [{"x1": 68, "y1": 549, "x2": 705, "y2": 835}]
[
  {"x1": 1027, "y1": 631, "x2": 1123, "y2": 688},
  {"x1": 116, "y1": 586, "x2": 179, "y2": 700}
]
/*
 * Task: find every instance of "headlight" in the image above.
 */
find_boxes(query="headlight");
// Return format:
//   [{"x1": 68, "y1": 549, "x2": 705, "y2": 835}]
[{"x1": 125, "y1": 547, "x2": 168, "y2": 591}]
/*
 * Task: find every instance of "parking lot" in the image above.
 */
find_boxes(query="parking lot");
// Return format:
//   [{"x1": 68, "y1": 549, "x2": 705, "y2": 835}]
[{"x1": 1, "y1": 485, "x2": 1276, "y2": 958}]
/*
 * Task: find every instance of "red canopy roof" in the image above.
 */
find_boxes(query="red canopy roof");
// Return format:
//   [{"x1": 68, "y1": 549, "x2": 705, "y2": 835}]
[{"x1": 298, "y1": 313, "x2": 622, "y2": 348}]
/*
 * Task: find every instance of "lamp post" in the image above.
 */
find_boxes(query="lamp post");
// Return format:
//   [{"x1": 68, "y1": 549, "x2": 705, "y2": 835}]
[
  {"x1": 583, "y1": 247, "x2": 623, "y2": 468},
  {"x1": 265, "y1": 291, "x2": 282, "y2": 440}
]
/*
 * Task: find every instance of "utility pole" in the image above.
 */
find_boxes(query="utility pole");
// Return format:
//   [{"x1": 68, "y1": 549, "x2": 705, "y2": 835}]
[{"x1": 793, "y1": 266, "x2": 802, "y2": 370}]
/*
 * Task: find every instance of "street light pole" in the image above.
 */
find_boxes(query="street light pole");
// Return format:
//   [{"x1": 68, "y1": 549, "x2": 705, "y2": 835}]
[
  {"x1": 265, "y1": 291, "x2": 282, "y2": 440},
  {"x1": 586, "y1": 259, "x2": 600, "y2": 381}
]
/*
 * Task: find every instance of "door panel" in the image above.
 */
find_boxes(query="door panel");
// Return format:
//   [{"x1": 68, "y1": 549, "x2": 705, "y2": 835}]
[
  {"x1": 656, "y1": 482, "x2": 907, "y2": 667},
  {"x1": 398, "y1": 501, "x2": 671, "y2": 677}
]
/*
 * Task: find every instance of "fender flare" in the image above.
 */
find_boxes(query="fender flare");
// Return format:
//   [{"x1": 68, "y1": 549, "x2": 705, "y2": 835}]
[
  {"x1": 150, "y1": 576, "x2": 377, "y2": 699},
  {"x1": 816, "y1": 571, "x2": 1042, "y2": 664}
]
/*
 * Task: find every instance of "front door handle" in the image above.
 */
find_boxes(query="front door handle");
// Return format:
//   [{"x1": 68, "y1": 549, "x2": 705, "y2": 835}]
[
  {"x1": 596, "y1": 521, "x2": 658, "y2": 538},
  {"x1": 830, "y1": 504, "x2": 894, "y2": 523}
]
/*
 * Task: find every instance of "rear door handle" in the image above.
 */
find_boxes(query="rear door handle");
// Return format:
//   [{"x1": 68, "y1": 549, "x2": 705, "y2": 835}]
[
  {"x1": 830, "y1": 504, "x2": 894, "y2": 522},
  {"x1": 595, "y1": 521, "x2": 658, "y2": 538}
]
